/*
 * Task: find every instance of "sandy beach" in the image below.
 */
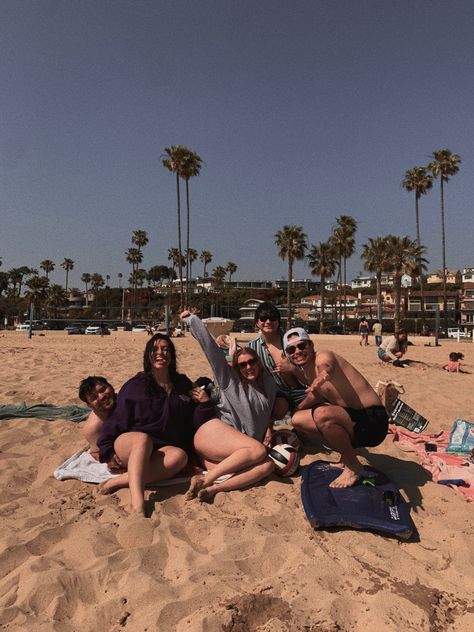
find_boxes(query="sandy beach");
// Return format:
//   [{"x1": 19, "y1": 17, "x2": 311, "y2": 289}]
[{"x1": 1, "y1": 329, "x2": 473, "y2": 631}]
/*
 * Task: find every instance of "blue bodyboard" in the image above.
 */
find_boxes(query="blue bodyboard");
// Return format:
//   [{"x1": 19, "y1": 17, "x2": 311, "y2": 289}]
[{"x1": 301, "y1": 460, "x2": 412, "y2": 539}]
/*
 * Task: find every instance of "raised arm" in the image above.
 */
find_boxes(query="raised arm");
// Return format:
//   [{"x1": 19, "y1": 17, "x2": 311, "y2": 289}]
[{"x1": 181, "y1": 312, "x2": 231, "y2": 389}]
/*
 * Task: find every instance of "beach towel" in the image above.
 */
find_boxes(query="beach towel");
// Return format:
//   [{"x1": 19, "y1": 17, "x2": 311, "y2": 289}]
[
  {"x1": 54, "y1": 447, "x2": 232, "y2": 487},
  {"x1": 446, "y1": 418, "x2": 474, "y2": 454},
  {"x1": 390, "y1": 427, "x2": 474, "y2": 502},
  {"x1": 0, "y1": 402, "x2": 89, "y2": 423}
]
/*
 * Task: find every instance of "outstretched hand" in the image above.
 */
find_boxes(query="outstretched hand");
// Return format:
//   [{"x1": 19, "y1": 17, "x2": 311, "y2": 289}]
[
  {"x1": 305, "y1": 370, "x2": 330, "y2": 394},
  {"x1": 190, "y1": 385, "x2": 210, "y2": 404}
]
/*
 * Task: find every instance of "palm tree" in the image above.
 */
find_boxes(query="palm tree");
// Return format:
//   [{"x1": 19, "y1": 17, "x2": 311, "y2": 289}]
[
  {"x1": 212, "y1": 265, "x2": 227, "y2": 316},
  {"x1": 40, "y1": 259, "x2": 55, "y2": 280},
  {"x1": 226, "y1": 262, "x2": 237, "y2": 285},
  {"x1": 9, "y1": 266, "x2": 36, "y2": 297},
  {"x1": 131, "y1": 230, "x2": 149, "y2": 253},
  {"x1": 46, "y1": 284, "x2": 68, "y2": 318},
  {"x1": 200, "y1": 250, "x2": 212, "y2": 280},
  {"x1": 428, "y1": 149, "x2": 461, "y2": 326},
  {"x1": 118, "y1": 272, "x2": 123, "y2": 288},
  {"x1": 61, "y1": 258, "x2": 74, "y2": 292},
  {"x1": 361, "y1": 236, "x2": 389, "y2": 322},
  {"x1": 81, "y1": 273, "x2": 92, "y2": 307},
  {"x1": 24, "y1": 275, "x2": 49, "y2": 318},
  {"x1": 275, "y1": 225, "x2": 307, "y2": 328},
  {"x1": 186, "y1": 247, "x2": 198, "y2": 288},
  {"x1": 180, "y1": 150, "x2": 203, "y2": 304},
  {"x1": 331, "y1": 216, "x2": 357, "y2": 327},
  {"x1": 401, "y1": 166, "x2": 433, "y2": 313},
  {"x1": 91, "y1": 273, "x2": 105, "y2": 310},
  {"x1": 307, "y1": 241, "x2": 337, "y2": 334},
  {"x1": 384, "y1": 235, "x2": 427, "y2": 332},
  {"x1": 162, "y1": 145, "x2": 190, "y2": 307}
]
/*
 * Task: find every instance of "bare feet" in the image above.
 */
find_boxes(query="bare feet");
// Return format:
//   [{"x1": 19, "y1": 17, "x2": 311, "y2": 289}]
[
  {"x1": 329, "y1": 466, "x2": 362, "y2": 489},
  {"x1": 185, "y1": 474, "x2": 206, "y2": 500}
]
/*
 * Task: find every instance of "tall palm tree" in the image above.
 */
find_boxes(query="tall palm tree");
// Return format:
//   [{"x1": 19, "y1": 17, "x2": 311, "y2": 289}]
[
  {"x1": 428, "y1": 149, "x2": 461, "y2": 326},
  {"x1": 275, "y1": 225, "x2": 307, "y2": 328},
  {"x1": 61, "y1": 258, "x2": 74, "y2": 292},
  {"x1": 212, "y1": 265, "x2": 227, "y2": 316},
  {"x1": 40, "y1": 259, "x2": 55, "y2": 280},
  {"x1": 131, "y1": 230, "x2": 149, "y2": 254},
  {"x1": 401, "y1": 166, "x2": 433, "y2": 314},
  {"x1": 126, "y1": 247, "x2": 143, "y2": 293},
  {"x1": 9, "y1": 266, "x2": 36, "y2": 297},
  {"x1": 118, "y1": 272, "x2": 123, "y2": 288},
  {"x1": 384, "y1": 235, "x2": 427, "y2": 332},
  {"x1": 307, "y1": 241, "x2": 337, "y2": 334},
  {"x1": 91, "y1": 273, "x2": 105, "y2": 310},
  {"x1": 200, "y1": 250, "x2": 213, "y2": 280},
  {"x1": 361, "y1": 236, "x2": 389, "y2": 322},
  {"x1": 331, "y1": 215, "x2": 357, "y2": 327},
  {"x1": 186, "y1": 247, "x2": 198, "y2": 286},
  {"x1": 180, "y1": 150, "x2": 203, "y2": 304},
  {"x1": 162, "y1": 145, "x2": 190, "y2": 307},
  {"x1": 81, "y1": 273, "x2": 92, "y2": 307},
  {"x1": 226, "y1": 262, "x2": 237, "y2": 285},
  {"x1": 46, "y1": 284, "x2": 68, "y2": 318}
]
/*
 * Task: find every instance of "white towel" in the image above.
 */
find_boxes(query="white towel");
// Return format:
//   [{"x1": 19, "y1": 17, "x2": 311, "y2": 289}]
[{"x1": 53, "y1": 447, "x2": 232, "y2": 486}]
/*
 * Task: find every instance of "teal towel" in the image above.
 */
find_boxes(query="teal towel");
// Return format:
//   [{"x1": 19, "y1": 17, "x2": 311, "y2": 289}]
[{"x1": 0, "y1": 402, "x2": 90, "y2": 423}]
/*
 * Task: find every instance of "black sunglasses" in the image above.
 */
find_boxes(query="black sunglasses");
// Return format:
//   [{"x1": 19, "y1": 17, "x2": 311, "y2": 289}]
[
  {"x1": 286, "y1": 341, "x2": 308, "y2": 355},
  {"x1": 237, "y1": 357, "x2": 259, "y2": 369},
  {"x1": 258, "y1": 315, "x2": 279, "y2": 322}
]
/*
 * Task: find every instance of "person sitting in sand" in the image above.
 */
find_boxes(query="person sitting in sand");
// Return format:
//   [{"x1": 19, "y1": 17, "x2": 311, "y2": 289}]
[
  {"x1": 284, "y1": 328, "x2": 388, "y2": 488},
  {"x1": 97, "y1": 334, "x2": 216, "y2": 515},
  {"x1": 79, "y1": 376, "x2": 117, "y2": 461},
  {"x1": 248, "y1": 301, "x2": 307, "y2": 416},
  {"x1": 443, "y1": 351, "x2": 464, "y2": 373},
  {"x1": 181, "y1": 310, "x2": 279, "y2": 503},
  {"x1": 377, "y1": 329, "x2": 408, "y2": 367}
]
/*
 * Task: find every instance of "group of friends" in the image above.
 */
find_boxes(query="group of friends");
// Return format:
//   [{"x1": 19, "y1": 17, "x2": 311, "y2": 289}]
[{"x1": 78, "y1": 302, "x2": 391, "y2": 516}]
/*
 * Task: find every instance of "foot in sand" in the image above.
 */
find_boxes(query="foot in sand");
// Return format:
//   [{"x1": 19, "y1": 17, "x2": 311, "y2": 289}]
[
  {"x1": 185, "y1": 474, "x2": 206, "y2": 500},
  {"x1": 329, "y1": 467, "x2": 362, "y2": 489}
]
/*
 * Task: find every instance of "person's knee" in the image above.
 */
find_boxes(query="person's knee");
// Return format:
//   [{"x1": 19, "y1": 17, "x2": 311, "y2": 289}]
[
  {"x1": 173, "y1": 448, "x2": 188, "y2": 469},
  {"x1": 272, "y1": 397, "x2": 289, "y2": 419},
  {"x1": 291, "y1": 411, "x2": 309, "y2": 430}
]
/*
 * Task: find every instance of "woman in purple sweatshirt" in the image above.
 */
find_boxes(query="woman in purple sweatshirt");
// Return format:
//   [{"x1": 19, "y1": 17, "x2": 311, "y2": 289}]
[{"x1": 97, "y1": 333, "x2": 215, "y2": 515}]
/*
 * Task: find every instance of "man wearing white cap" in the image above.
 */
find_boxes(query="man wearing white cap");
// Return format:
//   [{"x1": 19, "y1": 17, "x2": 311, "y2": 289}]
[{"x1": 282, "y1": 328, "x2": 388, "y2": 488}]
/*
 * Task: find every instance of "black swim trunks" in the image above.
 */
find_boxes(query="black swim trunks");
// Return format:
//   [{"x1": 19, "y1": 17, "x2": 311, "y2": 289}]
[{"x1": 343, "y1": 405, "x2": 389, "y2": 448}]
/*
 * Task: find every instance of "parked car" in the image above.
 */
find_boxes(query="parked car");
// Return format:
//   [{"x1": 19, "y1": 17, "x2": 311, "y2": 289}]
[
  {"x1": 132, "y1": 324, "x2": 149, "y2": 333},
  {"x1": 447, "y1": 328, "x2": 470, "y2": 339},
  {"x1": 85, "y1": 324, "x2": 110, "y2": 335},
  {"x1": 15, "y1": 323, "x2": 30, "y2": 331},
  {"x1": 65, "y1": 323, "x2": 86, "y2": 335}
]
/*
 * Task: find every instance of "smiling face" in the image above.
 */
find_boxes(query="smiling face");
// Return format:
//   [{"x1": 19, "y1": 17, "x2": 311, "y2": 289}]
[
  {"x1": 285, "y1": 336, "x2": 313, "y2": 367},
  {"x1": 150, "y1": 339, "x2": 171, "y2": 370},
  {"x1": 256, "y1": 315, "x2": 280, "y2": 336},
  {"x1": 235, "y1": 352, "x2": 262, "y2": 382},
  {"x1": 86, "y1": 382, "x2": 116, "y2": 415}
]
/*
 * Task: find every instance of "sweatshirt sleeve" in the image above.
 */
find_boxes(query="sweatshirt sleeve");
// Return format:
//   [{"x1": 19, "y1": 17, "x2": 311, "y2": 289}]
[
  {"x1": 97, "y1": 381, "x2": 137, "y2": 462},
  {"x1": 184, "y1": 314, "x2": 231, "y2": 389}
]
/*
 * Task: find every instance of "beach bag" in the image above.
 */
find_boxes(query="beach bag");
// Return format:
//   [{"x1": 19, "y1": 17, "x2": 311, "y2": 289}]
[{"x1": 375, "y1": 380, "x2": 404, "y2": 415}]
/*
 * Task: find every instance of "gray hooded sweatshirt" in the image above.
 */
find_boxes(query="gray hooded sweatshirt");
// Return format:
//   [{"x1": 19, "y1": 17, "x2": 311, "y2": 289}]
[{"x1": 185, "y1": 314, "x2": 276, "y2": 441}]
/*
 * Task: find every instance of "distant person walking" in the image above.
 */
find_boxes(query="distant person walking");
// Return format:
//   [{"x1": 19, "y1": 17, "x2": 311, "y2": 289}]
[
  {"x1": 358, "y1": 318, "x2": 370, "y2": 346},
  {"x1": 372, "y1": 320, "x2": 382, "y2": 346}
]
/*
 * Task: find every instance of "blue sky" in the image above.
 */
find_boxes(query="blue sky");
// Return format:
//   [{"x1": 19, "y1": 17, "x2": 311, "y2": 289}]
[{"x1": 1, "y1": 1, "x2": 473, "y2": 288}]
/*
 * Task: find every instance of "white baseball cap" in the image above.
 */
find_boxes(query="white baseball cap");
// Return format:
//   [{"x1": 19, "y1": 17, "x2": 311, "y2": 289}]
[{"x1": 283, "y1": 327, "x2": 310, "y2": 351}]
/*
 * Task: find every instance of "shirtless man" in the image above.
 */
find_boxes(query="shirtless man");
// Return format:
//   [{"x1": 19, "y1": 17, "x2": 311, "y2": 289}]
[
  {"x1": 78, "y1": 376, "x2": 117, "y2": 461},
  {"x1": 284, "y1": 328, "x2": 389, "y2": 488}
]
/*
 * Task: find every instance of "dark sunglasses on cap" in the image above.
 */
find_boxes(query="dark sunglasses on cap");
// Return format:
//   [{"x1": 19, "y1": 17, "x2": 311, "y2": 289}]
[
  {"x1": 237, "y1": 357, "x2": 259, "y2": 370},
  {"x1": 286, "y1": 341, "x2": 308, "y2": 355}
]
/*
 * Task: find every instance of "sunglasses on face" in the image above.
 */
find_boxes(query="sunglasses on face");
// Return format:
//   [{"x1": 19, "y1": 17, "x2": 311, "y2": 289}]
[
  {"x1": 286, "y1": 341, "x2": 308, "y2": 355},
  {"x1": 258, "y1": 315, "x2": 279, "y2": 323},
  {"x1": 237, "y1": 357, "x2": 259, "y2": 370}
]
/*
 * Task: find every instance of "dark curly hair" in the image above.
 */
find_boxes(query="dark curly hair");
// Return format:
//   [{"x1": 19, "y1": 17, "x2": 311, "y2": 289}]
[
  {"x1": 78, "y1": 376, "x2": 113, "y2": 403},
  {"x1": 143, "y1": 334, "x2": 178, "y2": 393}
]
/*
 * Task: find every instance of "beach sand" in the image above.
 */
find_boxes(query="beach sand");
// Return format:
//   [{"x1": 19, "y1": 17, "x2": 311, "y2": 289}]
[{"x1": 1, "y1": 330, "x2": 473, "y2": 631}]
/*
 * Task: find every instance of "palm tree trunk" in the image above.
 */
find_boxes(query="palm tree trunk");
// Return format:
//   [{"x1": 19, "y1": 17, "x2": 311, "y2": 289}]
[
  {"x1": 175, "y1": 173, "x2": 184, "y2": 308},
  {"x1": 440, "y1": 178, "x2": 448, "y2": 328},
  {"x1": 287, "y1": 258, "x2": 293, "y2": 329},
  {"x1": 343, "y1": 257, "x2": 347, "y2": 328},
  {"x1": 415, "y1": 194, "x2": 425, "y2": 315},
  {"x1": 394, "y1": 275, "x2": 402, "y2": 333},
  {"x1": 185, "y1": 178, "x2": 190, "y2": 307},
  {"x1": 320, "y1": 275, "x2": 326, "y2": 334},
  {"x1": 376, "y1": 273, "x2": 382, "y2": 322}
]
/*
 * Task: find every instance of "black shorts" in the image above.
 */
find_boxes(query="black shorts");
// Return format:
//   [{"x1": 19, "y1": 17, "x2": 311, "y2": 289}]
[{"x1": 343, "y1": 405, "x2": 389, "y2": 448}]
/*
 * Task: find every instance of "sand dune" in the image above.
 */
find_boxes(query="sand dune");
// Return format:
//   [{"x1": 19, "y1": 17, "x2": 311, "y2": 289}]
[{"x1": 1, "y1": 330, "x2": 473, "y2": 631}]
